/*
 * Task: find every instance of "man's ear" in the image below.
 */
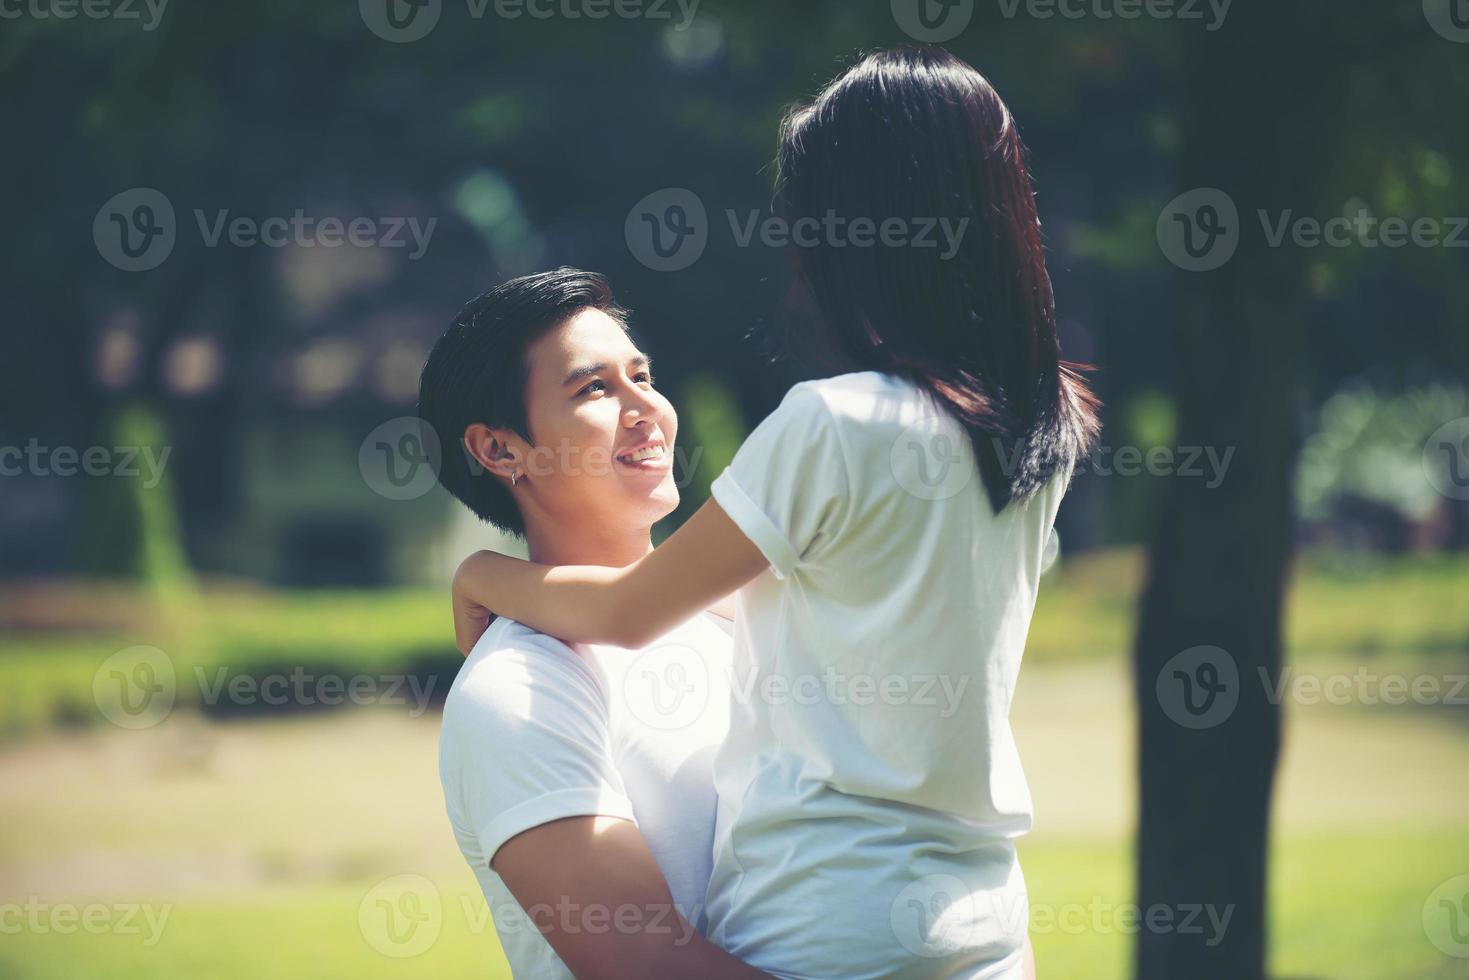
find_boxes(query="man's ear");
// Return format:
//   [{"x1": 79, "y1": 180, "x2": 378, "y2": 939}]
[{"x1": 463, "y1": 423, "x2": 520, "y2": 482}]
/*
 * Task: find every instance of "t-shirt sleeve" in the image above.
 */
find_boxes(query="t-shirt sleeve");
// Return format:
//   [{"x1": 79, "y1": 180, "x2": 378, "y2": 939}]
[
  {"x1": 441, "y1": 640, "x2": 636, "y2": 867},
  {"x1": 710, "y1": 383, "x2": 851, "y2": 580}
]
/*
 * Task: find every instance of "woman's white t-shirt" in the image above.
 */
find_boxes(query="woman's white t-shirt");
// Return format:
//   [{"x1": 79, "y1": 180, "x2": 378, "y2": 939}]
[{"x1": 706, "y1": 371, "x2": 1069, "y2": 980}]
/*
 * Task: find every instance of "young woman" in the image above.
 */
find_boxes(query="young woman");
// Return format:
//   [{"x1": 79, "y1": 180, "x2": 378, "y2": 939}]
[{"x1": 451, "y1": 47, "x2": 1099, "y2": 978}]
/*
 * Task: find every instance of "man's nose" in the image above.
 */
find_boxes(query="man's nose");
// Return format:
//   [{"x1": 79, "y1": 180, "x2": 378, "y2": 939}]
[{"x1": 623, "y1": 384, "x2": 662, "y2": 425}]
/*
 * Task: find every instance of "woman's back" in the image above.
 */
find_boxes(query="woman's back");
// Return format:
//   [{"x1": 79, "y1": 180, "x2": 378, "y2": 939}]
[{"x1": 705, "y1": 371, "x2": 1069, "y2": 978}]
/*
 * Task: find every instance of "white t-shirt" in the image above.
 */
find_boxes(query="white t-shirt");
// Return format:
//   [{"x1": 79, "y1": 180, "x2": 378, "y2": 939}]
[
  {"x1": 439, "y1": 613, "x2": 733, "y2": 978},
  {"x1": 706, "y1": 371, "x2": 1069, "y2": 980}
]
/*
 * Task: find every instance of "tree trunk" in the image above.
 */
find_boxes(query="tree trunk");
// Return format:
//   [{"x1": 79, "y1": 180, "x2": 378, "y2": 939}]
[{"x1": 1132, "y1": 10, "x2": 1322, "y2": 979}]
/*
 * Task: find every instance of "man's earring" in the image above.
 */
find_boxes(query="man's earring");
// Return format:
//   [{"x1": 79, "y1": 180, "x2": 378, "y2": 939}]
[{"x1": 510, "y1": 470, "x2": 518, "y2": 488}]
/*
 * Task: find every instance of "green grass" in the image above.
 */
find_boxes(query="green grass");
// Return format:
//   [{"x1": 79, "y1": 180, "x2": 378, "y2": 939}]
[
  {"x1": 0, "y1": 586, "x2": 457, "y2": 738},
  {"x1": 1020, "y1": 829, "x2": 1469, "y2": 980},
  {"x1": 3, "y1": 548, "x2": 1466, "y2": 737},
  {"x1": 1284, "y1": 551, "x2": 1469, "y2": 660},
  {"x1": 2, "y1": 552, "x2": 1463, "y2": 977},
  {"x1": 2, "y1": 659, "x2": 1465, "y2": 980},
  {"x1": 0, "y1": 884, "x2": 510, "y2": 980},
  {"x1": 2, "y1": 833, "x2": 1461, "y2": 980},
  {"x1": 1026, "y1": 548, "x2": 1469, "y2": 664},
  {"x1": 0, "y1": 713, "x2": 514, "y2": 980}
]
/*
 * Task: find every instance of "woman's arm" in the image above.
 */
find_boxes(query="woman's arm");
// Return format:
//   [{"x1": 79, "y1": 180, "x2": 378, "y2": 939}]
[
  {"x1": 704, "y1": 592, "x2": 738, "y2": 625},
  {"x1": 453, "y1": 497, "x2": 767, "y2": 654}
]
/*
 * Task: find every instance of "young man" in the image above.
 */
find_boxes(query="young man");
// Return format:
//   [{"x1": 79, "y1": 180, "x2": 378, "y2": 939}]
[{"x1": 419, "y1": 268, "x2": 766, "y2": 979}]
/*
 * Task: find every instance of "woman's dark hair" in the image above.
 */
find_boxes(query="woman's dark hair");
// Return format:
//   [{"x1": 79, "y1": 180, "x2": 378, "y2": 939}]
[
  {"x1": 417, "y1": 268, "x2": 628, "y2": 536},
  {"x1": 776, "y1": 46, "x2": 1100, "y2": 512}
]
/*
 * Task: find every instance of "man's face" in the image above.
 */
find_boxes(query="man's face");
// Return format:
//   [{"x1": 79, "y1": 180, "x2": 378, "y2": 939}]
[{"x1": 513, "y1": 307, "x2": 680, "y2": 532}]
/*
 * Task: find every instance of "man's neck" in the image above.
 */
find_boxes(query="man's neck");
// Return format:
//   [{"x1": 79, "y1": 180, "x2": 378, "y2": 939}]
[{"x1": 522, "y1": 517, "x2": 653, "y2": 569}]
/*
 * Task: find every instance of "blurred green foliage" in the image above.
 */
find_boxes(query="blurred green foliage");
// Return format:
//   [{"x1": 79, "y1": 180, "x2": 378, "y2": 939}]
[{"x1": 1298, "y1": 382, "x2": 1469, "y2": 525}]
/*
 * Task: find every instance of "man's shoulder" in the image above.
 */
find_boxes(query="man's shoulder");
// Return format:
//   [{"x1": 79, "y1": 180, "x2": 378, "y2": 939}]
[
  {"x1": 444, "y1": 618, "x2": 606, "y2": 724},
  {"x1": 472, "y1": 616, "x2": 577, "y2": 661},
  {"x1": 436, "y1": 620, "x2": 632, "y2": 847}
]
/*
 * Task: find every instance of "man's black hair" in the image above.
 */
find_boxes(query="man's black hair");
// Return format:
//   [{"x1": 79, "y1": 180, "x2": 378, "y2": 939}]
[{"x1": 417, "y1": 267, "x2": 628, "y2": 536}]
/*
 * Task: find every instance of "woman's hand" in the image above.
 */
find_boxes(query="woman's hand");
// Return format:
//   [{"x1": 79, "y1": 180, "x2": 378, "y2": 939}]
[{"x1": 452, "y1": 551, "x2": 497, "y2": 656}]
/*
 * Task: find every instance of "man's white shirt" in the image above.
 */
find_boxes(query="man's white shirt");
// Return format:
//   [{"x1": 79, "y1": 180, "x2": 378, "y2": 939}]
[{"x1": 439, "y1": 612, "x2": 733, "y2": 978}]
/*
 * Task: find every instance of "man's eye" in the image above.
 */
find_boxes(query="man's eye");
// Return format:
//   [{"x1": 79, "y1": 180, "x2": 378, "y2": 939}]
[
  {"x1": 579, "y1": 380, "x2": 606, "y2": 396},
  {"x1": 635, "y1": 372, "x2": 653, "y2": 385}
]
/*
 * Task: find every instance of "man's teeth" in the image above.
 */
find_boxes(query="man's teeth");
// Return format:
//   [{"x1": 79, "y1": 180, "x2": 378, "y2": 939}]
[{"x1": 621, "y1": 445, "x2": 665, "y2": 463}]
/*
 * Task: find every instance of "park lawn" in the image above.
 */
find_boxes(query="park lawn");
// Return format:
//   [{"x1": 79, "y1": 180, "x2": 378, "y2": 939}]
[
  {"x1": 0, "y1": 712, "x2": 503, "y2": 980},
  {"x1": 2, "y1": 548, "x2": 1467, "y2": 738},
  {"x1": 0, "y1": 830, "x2": 1462, "y2": 980},
  {"x1": 1023, "y1": 827, "x2": 1469, "y2": 980},
  {"x1": 0, "y1": 883, "x2": 509, "y2": 980},
  {"x1": 2, "y1": 673, "x2": 1465, "y2": 980},
  {"x1": 1025, "y1": 547, "x2": 1469, "y2": 663},
  {"x1": 0, "y1": 587, "x2": 457, "y2": 738},
  {"x1": 2, "y1": 550, "x2": 1464, "y2": 977}
]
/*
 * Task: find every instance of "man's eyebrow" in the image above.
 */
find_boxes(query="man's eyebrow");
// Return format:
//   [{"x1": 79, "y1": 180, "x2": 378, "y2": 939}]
[{"x1": 561, "y1": 354, "x2": 653, "y2": 387}]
